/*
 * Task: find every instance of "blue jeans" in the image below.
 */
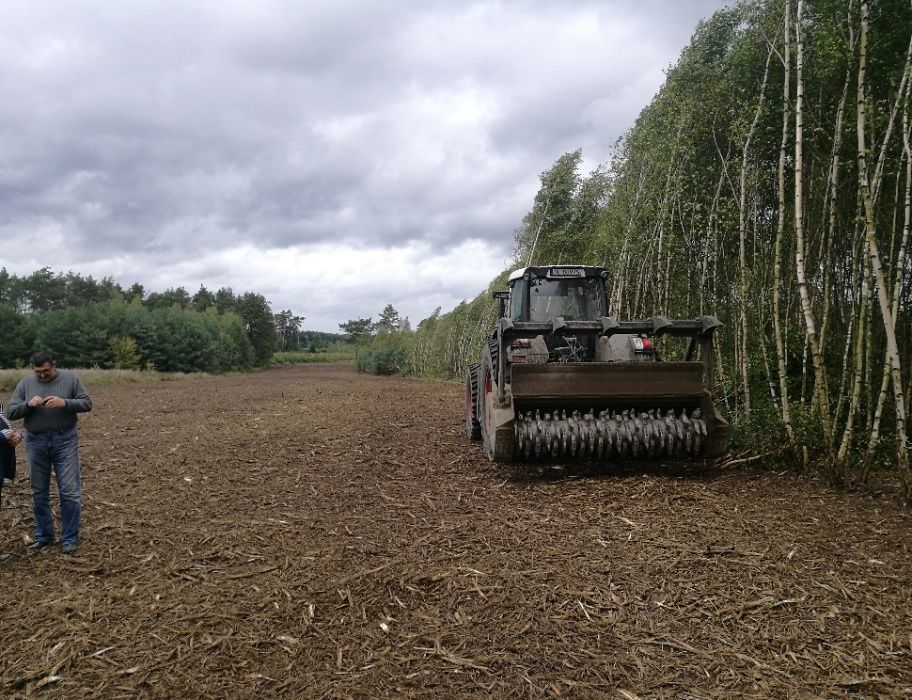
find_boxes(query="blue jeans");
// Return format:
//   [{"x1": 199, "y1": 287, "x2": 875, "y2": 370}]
[{"x1": 26, "y1": 427, "x2": 81, "y2": 545}]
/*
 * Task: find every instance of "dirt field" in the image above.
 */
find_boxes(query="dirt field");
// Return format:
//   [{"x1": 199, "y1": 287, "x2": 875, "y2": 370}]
[{"x1": 1, "y1": 363, "x2": 910, "y2": 699}]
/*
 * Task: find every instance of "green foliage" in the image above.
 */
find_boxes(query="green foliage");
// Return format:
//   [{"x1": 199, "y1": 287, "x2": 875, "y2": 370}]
[
  {"x1": 374, "y1": 304, "x2": 405, "y2": 334},
  {"x1": 409, "y1": 276, "x2": 504, "y2": 380},
  {"x1": 0, "y1": 304, "x2": 30, "y2": 367},
  {"x1": 339, "y1": 317, "x2": 373, "y2": 343},
  {"x1": 274, "y1": 309, "x2": 305, "y2": 352},
  {"x1": 214, "y1": 287, "x2": 236, "y2": 313},
  {"x1": 108, "y1": 336, "x2": 141, "y2": 370},
  {"x1": 20, "y1": 302, "x2": 256, "y2": 373},
  {"x1": 152, "y1": 308, "x2": 218, "y2": 372},
  {"x1": 272, "y1": 349, "x2": 355, "y2": 364},
  {"x1": 0, "y1": 268, "x2": 302, "y2": 373},
  {"x1": 31, "y1": 304, "x2": 120, "y2": 368},
  {"x1": 235, "y1": 292, "x2": 276, "y2": 366},
  {"x1": 144, "y1": 286, "x2": 192, "y2": 310},
  {"x1": 211, "y1": 310, "x2": 256, "y2": 371},
  {"x1": 514, "y1": 150, "x2": 610, "y2": 266},
  {"x1": 191, "y1": 285, "x2": 216, "y2": 312},
  {"x1": 356, "y1": 332, "x2": 414, "y2": 376},
  {"x1": 124, "y1": 283, "x2": 145, "y2": 304},
  {"x1": 298, "y1": 330, "x2": 347, "y2": 350}
]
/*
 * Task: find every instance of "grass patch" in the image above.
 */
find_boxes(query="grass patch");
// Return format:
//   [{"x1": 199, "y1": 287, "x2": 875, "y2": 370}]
[
  {"x1": 0, "y1": 353, "x2": 356, "y2": 393},
  {"x1": 0, "y1": 368, "x2": 214, "y2": 392},
  {"x1": 271, "y1": 351, "x2": 355, "y2": 365}
]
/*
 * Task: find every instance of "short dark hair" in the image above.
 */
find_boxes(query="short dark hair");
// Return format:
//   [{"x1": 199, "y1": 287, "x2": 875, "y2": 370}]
[{"x1": 30, "y1": 351, "x2": 55, "y2": 367}]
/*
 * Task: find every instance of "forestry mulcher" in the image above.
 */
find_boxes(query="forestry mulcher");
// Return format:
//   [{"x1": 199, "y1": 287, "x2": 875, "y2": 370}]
[{"x1": 465, "y1": 265, "x2": 729, "y2": 463}]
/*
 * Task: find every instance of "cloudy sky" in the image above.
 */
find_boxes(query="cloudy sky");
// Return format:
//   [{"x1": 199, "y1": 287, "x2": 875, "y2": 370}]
[{"x1": 1, "y1": 0, "x2": 728, "y2": 332}]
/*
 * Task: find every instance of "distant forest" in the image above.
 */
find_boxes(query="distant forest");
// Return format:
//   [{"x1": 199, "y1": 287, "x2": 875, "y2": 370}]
[
  {"x1": 0, "y1": 267, "x2": 338, "y2": 372},
  {"x1": 359, "y1": 0, "x2": 912, "y2": 497}
]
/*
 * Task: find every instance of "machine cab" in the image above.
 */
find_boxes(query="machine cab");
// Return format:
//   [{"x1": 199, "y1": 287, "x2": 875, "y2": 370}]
[{"x1": 503, "y1": 265, "x2": 608, "y2": 322}]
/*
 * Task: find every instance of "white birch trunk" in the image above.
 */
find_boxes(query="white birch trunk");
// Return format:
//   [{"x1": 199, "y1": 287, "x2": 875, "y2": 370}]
[
  {"x1": 610, "y1": 164, "x2": 648, "y2": 316},
  {"x1": 857, "y1": 0, "x2": 910, "y2": 497},
  {"x1": 819, "y1": 67, "x2": 852, "y2": 351},
  {"x1": 836, "y1": 253, "x2": 869, "y2": 472},
  {"x1": 793, "y1": 0, "x2": 833, "y2": 444},
  {"x1": 862, "y1": 32, "x2": 912, "y2": 476},
  {"x1": 737, "y1": 49, "x2": 773, "y2": 424},
  {"x1": 773, "y1": 0, "x2": 795, "y2": 441}
]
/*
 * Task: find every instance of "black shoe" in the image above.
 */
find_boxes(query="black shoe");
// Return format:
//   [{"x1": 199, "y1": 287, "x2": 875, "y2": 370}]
[
  {"x1": 61, "y1": 543, "x2": 77, "y2": 556},
  {"x1": 27, "y1": 539, "x2": 54, "y2": 552}
]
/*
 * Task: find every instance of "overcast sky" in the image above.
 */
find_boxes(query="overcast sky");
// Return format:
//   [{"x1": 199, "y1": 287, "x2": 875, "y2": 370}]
[{"x1": 1, "y1": 0, "x2": 729, "y2": 332}]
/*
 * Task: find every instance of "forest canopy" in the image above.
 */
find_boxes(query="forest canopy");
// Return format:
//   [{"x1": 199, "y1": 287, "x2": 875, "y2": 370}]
[{"x1": 0, "y1": 268, "x2": 304, "y2": 372}]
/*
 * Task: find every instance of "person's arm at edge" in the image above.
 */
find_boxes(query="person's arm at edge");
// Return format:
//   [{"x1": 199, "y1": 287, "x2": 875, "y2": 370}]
[
  {"x1": 6, "y1": 380, "x2": 32, "y2": 421},
  {"x1": 0, "y1": 419, "x2": 10, "y2": 445}
]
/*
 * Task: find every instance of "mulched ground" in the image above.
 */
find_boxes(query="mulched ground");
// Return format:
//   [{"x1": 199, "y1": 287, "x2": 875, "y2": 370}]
[{"x1": 0, "y1": 363, "x2": 910, "y2": 699}]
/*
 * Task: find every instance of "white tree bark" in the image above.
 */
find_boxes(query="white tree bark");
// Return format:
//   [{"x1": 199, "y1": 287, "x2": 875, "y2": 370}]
[
  {"x1": 857, "y1": 0, "x2": 909, "y2": 497},
  {"x1": 773, "y1": 0, "x2": 795, "y2": 441},
  {"x1": 794, "y1": 0, "x2": 833, "y2": 446},
  {"x1": 862, "y1": 30, "x2": 912, "y2": 477},
  {"x1": 737, "y1": 49, "x2": 773, "y2": 424}
]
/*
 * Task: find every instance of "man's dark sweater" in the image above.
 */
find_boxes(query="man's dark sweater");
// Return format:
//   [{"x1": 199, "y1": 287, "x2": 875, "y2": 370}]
[{"x1": 7, "y1": 370, "x2": 92, "y2": 433}]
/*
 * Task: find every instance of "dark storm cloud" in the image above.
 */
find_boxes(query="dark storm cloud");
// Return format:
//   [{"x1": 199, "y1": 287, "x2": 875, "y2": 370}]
[{"x1": 0, "y1": 0, "x2": 731, "y2": 329}]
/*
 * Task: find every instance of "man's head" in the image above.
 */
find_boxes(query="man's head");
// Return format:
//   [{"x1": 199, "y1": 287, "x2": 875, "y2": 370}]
[{"x1": 30, "y1": 352, "x2": 57, "y2": 383}]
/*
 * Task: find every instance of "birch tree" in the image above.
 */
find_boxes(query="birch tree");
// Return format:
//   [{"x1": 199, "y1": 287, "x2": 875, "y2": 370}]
[
  {"x1": 793, "y1": 0, "x2": 834, "y2": 452},
  {"x1": 856, "y1": 0, "x2": 910, "y2": 496}
]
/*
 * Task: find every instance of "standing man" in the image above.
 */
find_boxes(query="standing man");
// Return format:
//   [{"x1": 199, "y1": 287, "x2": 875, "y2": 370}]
[{"x1": 7, "y1": 352, "x2": 92, "y2": 555}]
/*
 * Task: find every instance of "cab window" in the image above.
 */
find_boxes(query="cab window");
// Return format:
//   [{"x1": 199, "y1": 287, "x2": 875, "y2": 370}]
[{"x1": 528, "y1": 277, "x2": 602, "y2": 321}]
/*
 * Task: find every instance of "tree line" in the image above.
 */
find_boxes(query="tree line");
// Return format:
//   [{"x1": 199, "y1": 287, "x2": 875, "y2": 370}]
[
  {"x1": 359, "y1": 0, "x2": 912, "y2": 499},
  {"x1": 0, "y1": 267, "x2": 321, "y2": 372}
]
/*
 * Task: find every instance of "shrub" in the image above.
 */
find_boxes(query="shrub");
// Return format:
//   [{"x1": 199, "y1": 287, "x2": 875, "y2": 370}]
[
  {"x1": 109, "y1": 336, "x2": 141, "y2": 369},
  {"x1": 272, "y1": 350, "x2": 355, "y2": 365},
  {"x1": 356, "y1": 332, "x2": 414, "y2": 375}
]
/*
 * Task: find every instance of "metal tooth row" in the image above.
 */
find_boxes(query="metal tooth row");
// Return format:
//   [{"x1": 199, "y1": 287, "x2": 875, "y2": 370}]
[{"x1": 514, "y1": 408, "x2": 707, "y2": 460}]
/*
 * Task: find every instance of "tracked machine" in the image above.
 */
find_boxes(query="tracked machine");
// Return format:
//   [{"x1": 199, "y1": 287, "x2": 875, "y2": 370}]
[{"x1": 465, "y1": 265, "x2": 729, "y2": 463}]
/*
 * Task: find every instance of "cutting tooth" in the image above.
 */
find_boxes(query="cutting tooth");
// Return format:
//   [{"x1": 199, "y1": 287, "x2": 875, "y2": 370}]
[
  {"x1": 515, "y1": 412, "x2": 525, "y2": 457},
  {"x1": 680, "y1": 412, "x2": 693, "y2": 454},
  {"x1": 630, "y1": 413, "x2": 641, "y2": 457},
  {"x1": 578, "y1": 412, "x2": 587, "y2": 456},
  {"x1": 590, "y1": 412, "x2": 598, "y2": 457},
  {"x1": 691, "y1": 409, "x2": 706, "y2": 455},
  {"x1": 515, "y1": 414, "x2": 524, "y2": 456},
  {"x1": 559, "y1": 412, "x2": 569, "y2": 458},
  {"x1": 547, "y1": 415, "x2": 559, "y2": 459},
  {"x1": 616, "y1": 411, "x2": 629, "y2": 457},
  {"x1": 645, "y1": 410, "x2": 657, "y2": 457},
  {"x1": 667, "y1": 409, "x2": 682, "y2": 457},
  {"x1": 661, "y1": 409, "x2": 674, "y2": 456},
  {"x1": 643, "y1": 411, "x2": 654, "y2": 457},
  {"x1": 583, "y1": 412, "x2": 595, "y2": 456},
  {"x1": 569, "y1": 410, "x2": 581, "y2": 457},
  {"x1": 603, "y1": 413, "x2": 615, "y2": 457}
]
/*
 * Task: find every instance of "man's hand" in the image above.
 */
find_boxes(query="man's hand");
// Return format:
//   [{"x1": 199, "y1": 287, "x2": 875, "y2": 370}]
[
  {"x1": 27, "y1": 396, "x2": 45, "y2": 408},
  {"x1": 8, "y1": 431, "x2": 22, "y2": 447},
  {"x1": 43, "y1": 396, "x2": 65, "y2": 409}
]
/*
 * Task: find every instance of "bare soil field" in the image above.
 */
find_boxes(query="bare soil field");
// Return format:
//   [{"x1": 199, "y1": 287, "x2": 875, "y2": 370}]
[{"x1": 1, "y1": 363, "x2": 910, "y2": 699}]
